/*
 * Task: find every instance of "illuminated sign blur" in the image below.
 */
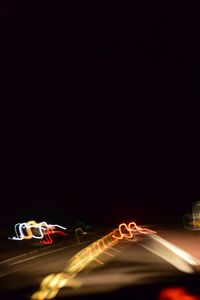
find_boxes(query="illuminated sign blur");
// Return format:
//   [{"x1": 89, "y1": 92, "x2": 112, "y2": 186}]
[
  {"x1": 192, "y1": 201, "x2": 200, "y2": 229},
  {"x1": 183, "y1": 201, "x2": 200, "y2": 230},
  {"x1": 9, "y1": 221, "x2": 67, "y2": 245}
]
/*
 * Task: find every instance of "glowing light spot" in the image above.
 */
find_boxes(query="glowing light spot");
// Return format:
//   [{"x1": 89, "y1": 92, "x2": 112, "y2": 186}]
[{"x1": 159, "y1": 287, "x2": 200, "y2": 300}]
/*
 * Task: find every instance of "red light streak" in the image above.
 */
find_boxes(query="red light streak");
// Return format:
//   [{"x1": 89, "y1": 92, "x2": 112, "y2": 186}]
[
  {"x1": 112, "y1": 221, "x2": 156, "y2": 240},
  {"x1": 103, "y1": 250, "x2": 114, "y2": 257},
  {"x1": 53, "y1": 231, "x2": 68, "y2": 237},
  {"x1": 40, "y1": 227, "x2": 68, "y2": 245},
  {"x1": 40, "y1": 228, "x2": 53, "y2": 245}
]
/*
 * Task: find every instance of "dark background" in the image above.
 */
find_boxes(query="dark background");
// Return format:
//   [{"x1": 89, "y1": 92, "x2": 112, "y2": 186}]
[{"x1": 1, "y1": 1, "x2": 200, "y2": 228}]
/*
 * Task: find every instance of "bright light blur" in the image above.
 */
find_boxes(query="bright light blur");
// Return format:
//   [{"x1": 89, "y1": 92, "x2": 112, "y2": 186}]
[
  {"x1": 140, "y1": 233, "x2": 200, "y2": 273},
  {"x1": 159, "y1": 287, "x2": 200, "y2": 300}
]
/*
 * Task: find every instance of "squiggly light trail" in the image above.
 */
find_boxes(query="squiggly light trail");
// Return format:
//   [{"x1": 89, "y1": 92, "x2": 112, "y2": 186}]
[
  {"x1": 75, "y1": 227, "x2": 88, "y2": 244},
  {"x1": 31, "y1": 221, "x2": 155, "y2": 300},
  {"x1": 9, "y1": 221, "x2": 67, "y2": 244},
  {"x1": 112, "y1": 221, "x2": 157, "y2": 239}
]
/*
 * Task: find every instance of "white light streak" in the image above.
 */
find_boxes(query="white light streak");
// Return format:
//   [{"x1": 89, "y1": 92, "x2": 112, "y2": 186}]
[
  {"x1": 8, "y1": 221, "x2": 67, "y2": 241},
  {"x1": 140, "y1": 233, "x2": 200, "y2": 274}
]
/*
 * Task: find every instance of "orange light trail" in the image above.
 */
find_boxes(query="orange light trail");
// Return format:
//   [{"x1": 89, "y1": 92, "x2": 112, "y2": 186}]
[
  {"x1": 94, "y1": 258, "x2": 104, "y2": 265},
  {"x1": 112, "y1": 221, "x2": 156, "y2": 240}
]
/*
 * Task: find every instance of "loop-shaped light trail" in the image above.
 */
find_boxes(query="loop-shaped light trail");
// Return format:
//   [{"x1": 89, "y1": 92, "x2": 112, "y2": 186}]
[
  {"x1": 9, "y1": 221, "x2": 67, "y2": 245},
  {"x1": 112, "y1": 221, "x2": 156, "y2": 240}
]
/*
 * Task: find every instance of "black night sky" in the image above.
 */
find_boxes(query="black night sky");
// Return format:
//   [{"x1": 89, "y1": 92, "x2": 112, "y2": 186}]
[{"x1": 1, "y1": 2, "x2": 200, "y2": 228}]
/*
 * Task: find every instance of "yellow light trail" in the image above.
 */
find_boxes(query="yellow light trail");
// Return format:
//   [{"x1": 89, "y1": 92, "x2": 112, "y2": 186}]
[
  {"x1": 75, "y1": 227, "x2": 88, "y2": 244},
  {"x1": 31, "y1": 228, "x2": 119, "y2": 300},
  {"x1": 31, "y1": 221, "x2": 156, "y2": 300},
  {"x1": 193, "y1": 201, "x2": 200, "y2": 229}
]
